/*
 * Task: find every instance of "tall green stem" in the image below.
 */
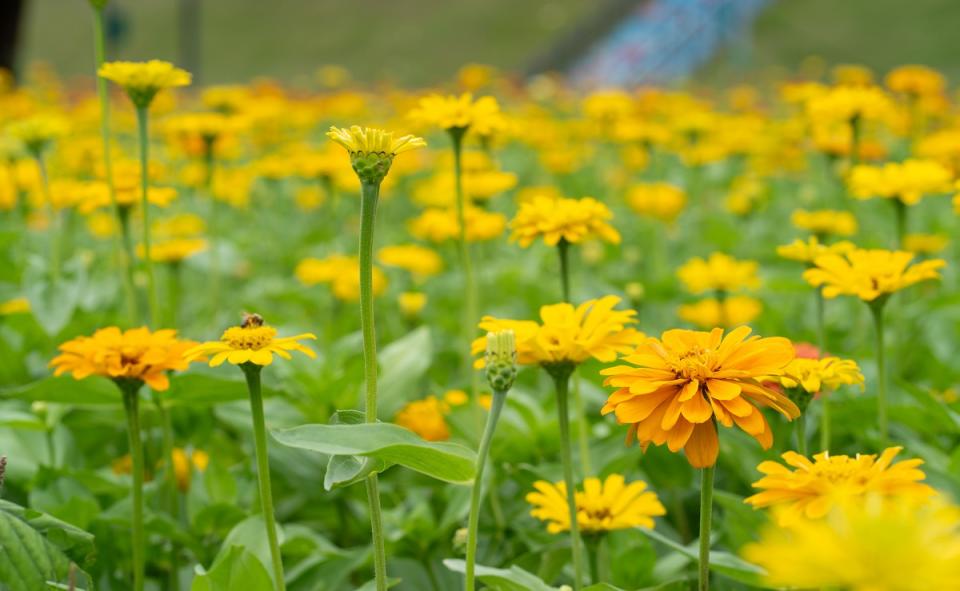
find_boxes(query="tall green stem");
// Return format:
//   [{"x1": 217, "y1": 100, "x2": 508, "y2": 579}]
[
  {"x1": 815, "y1": 287, "x2": 829, "y2": 452},
  {"x1": 557, "y1": 240, "x2": 571, "y2": 302},
  {"x1": 893, "y1": 199, "x2": 907, "y2": 250},
  {"x1": 359, "y1": 180, "x2": 388, "y2": 591},
  {"x1": 551, "y1": 368, "x2": 583, "y2": 590},
  {"x1": 795, "y1": 414, "x2": 808, "y2": 456},
  {"x1": 155, "y1": 396, "x2": 181, "y2": 591},
  {"x1": 93, "y1": 6, "x2": 137, "y2": 325},
  {"x1": 465, "y1": 389, "x2": 507, "y2": 591},
  {"x1": 451, "y1": 129, "x2": 479, "y2": 396},
  {"x1": 34, "y1": 155, "x2": 59, "y2": 282},
  {"x1": 698, "y1": 464, "x2": 715, "y2": 591},
  {"x1": 121, "y1": 384, "x2": 145, "y2": 591},
  {"x1": 242, "y1": 365, "x2": 286, "y2": 591},
  {"x1": 557, "y1": 241, "x2": 591, "y2": 476},
  {"x1": 870, "y1": 300, "x2": 889, "y2": 444},
  {"x1": 135, "y1": 107, "x2": 160, "y2": 327}
]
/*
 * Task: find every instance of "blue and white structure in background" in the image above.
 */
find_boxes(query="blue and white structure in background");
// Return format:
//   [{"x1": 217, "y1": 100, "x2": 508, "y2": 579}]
[{"x1": 570, "y1": 0, "x2": 770, "y2": 87}]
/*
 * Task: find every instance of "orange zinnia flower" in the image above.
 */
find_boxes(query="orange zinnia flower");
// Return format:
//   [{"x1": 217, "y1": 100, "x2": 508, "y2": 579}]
[{"x1": 600, "y1": 326, "x2": 799, "y2": 468}]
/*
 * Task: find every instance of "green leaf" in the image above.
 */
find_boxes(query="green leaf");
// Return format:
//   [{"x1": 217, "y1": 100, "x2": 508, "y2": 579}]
[
  {"x1": 191, "y1": 545, "x2": 274, "y2": 591},
  {"x1": 0, "y1": 375, "x2": 120, "y2": 405},
  {"x1": 272, "y1": 422, "x2": 476, "y2": 484},
  {"x1": 0, "y1": 408, "x2": 46, "y2": 430},
  {"x1": 22, "y1": 256, "x2": 85, "y2": 336},
  {"x1": 443, "y1": 559, "x2": 559, "y2": 591},
  {"x1": 214, "y1": 515, "x2": 284, "y2": 586},
  {"x1": 637, "y1": 527, "x2": 769, "y2": 588},
  {"x1": 378, "y1": 327, "x2": 433, "y2": 415},
  {"x1": 0, "y1": 500, "x2": 95, "y2": 567},
  {"x1": 323, "y1": 454, "x2": 387, "y2": 491},
  {"x1": 0, "y1": 506, "x2": 92, "y2": 591}
]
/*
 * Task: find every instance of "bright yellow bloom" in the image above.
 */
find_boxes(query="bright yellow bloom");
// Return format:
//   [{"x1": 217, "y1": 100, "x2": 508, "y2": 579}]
[
  {"x1": 99, "y1": 60, "x2": 191, "y2": 107},
  {"x1": 7, "y1": 115, "x2": 68, "y2": 154},
  {"x1": 677, "y1": 296, "x2": 762, "y2": 329},
  {"x1": 326, "y1": 126, "x2": 426, "y2": 157},
  {"x1": 778, "y1": 356, "x2": 864, "y2": 394},
  {"x1": 377, "y1": 244, "x2": 443, "y2": 279},
  {"x1": 790, "y1": 208, "x2": 858, "y2": 237},
  {"x1": 776, "y1": 236, "x2": 856, "y2": 263},
  {"x1": 744, "y1": 497, "x2": 960, "y2": 591},
  {"x1": 394, "y1": 396, "x2": 450, "y2": 441},
  {"x1": 185, "y1": 315, "x2": 316, "y2": 367},
  {"x1": 626, "y1": 182, "x2": 686, "y2": 223},
  {"x1": 472, "y1": 296, "x2": 641, "y2": 367},
  {"x1": 295, "y1": 255, "x2": 387, "y2": 301},
  {"x1": 50, "y1": 327, "x2": 196, "y2": 391},
  {"x1": 171, "y1": 448, "x2": 209, "y2": 492},
  {"x1": 677, "y1": 253, "x2": 760, "y2": 295},
  {"x1": 601, "y1": 326, "x2": 799, "y2": 468},
  {"x1": 408, "y1": 206, "x2": 506, "y2": 243},
  {"x1": 806, "y1": 85, "x2": 894, "y2": 125},
  {"x1": 804, "y1": 249, "x2": 945, "y2": 301},
  {"x1": 407, "y1": 93, "x2": 503, "y2": 134},
  {"x1": 886, "y1": 65, "x2": 946, "y2": 97},
  {"x1": 510, "y1": 195, "x2": 620, "y2": 248},
  {"x1": 745, "y1": 447, "x2": 932, "y2": 526},
  {"x1": 847, "y1": 159, "x2": 953, "y2": 205},
  {"x1": 904, "y1": 232, "x2": 949, "y2": 255},
  {"x1": 832, "y1": 64, "x2": 875, "y2": 87},
  {"x1": 527, "y1": 474, "x2": 665, "y2": 534},
  {"x1": 137, "y1": 238, "x2": 207, "y2": 263},
  {"x1": 443, "y1": 389, "x2": 469, "y2": 407}
]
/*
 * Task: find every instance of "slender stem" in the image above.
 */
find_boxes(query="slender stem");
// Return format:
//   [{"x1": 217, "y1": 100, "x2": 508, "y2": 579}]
[
  {"x1": 358, "y1": 180, "x2": 388, "y2": 591},
  {"x1": 893, "y1": 199, "x2": 907, "y2": 250},
  {"x1": 698, "y1": 464, "x2": 715, "y2": 591},
  {"x1": 204, "y1": 143, "x2": 221, "y2": 325},
  {"x1": 168, "y1": 262, "x2": 181, "y2": 327},
  {"x1": 870, "y1": 301, "x2": 889, "y2": 444},
  {"x1": 121, "y1": 384, "x2": 145, "y2": 591},
  {"x1": 584, "y1": 535, "x2": 600, "y2": 585},
  {"x1": 815, "y1": 286, "x2": 829, "y2": 452},
  {"x1": 93, "y1": 6, "x2": 137, "y2": 325},
  {"x1": 849, "y1": 115, "x2": 861, "y2": 168},
  {"x1": 155, "y1": 396, "x2": 180, "y2": 591},
  {"x1": 553, "y1": 370, "x2": 583, "y2": 590},
  {"x1": 451, "y1": 129, "x2": 479, "y2": 397},
  {"x1": 35, "y1": 155, "x2": 59, "y2": 282},
  {"x1": 465, "y1": 389, "x2": 507, "y2": 591},
  {"x1": 557, "y1": 240, "x2": 571, "y2": 302},
  {"x1": 242, "y1": 366, "x2": 286, "y2": 591},
  {"x1": 795, "y1": 414, "x2": 808, "y2": 456},
  {"x1": 135, "y1": 107, "x2": 160, "y2": 327}
]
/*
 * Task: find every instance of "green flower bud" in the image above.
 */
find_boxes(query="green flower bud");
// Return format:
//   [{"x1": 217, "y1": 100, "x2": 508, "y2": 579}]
[
  {"x1": 350, "y1": 152, "x2": 394, "y2": 186},
  {"x1": 484, "y1": 330, "x2": 517, "y2": 393},
  {"x1": 785, "y1": 386, "x2": 814, "y2": 413}
]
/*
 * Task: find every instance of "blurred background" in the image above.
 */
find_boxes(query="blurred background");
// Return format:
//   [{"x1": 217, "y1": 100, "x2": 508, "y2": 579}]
[{"x1": 4, "y1": 0, "x2": 960, "y2": 88}]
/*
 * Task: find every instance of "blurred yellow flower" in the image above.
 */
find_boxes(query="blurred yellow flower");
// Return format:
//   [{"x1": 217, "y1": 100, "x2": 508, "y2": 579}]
[
  {"x1": 171, "y1": 448, "x2": 210, "y2": 492},
  {"x1": 408, "y1": 206, "x2": 506, "y2": 243},
  {"x1": 790, "y1": 208, "x2": 858, "y2": 237},
  {"x1": 804, "y1": 249, "x2": 945, "y2": 301},
  {"x1": 832, "y1": 64, "x2": 874, "y2": 87},
  {"x1": 510, "y1": 195, "x2": 619, "y2": 248},
  {"x1": 776, "y1": 236, "x2": 856, "y2": 263},
  {"x1": 377, "y1": 244, "x2": 443, "y2": 280},
  {"x1": 626, "y1": 182, "x2": 686, "y2": 223},
  {"x1": 527, "y1": 474, "x2": 665, "y2": 534},
  {"x1": 7, "y1": 114, "x2": 68, "y2": 154},
  {"x1": 677, "y1": 252, "x2": 760, "y2": 294},
  {"x1": 886, "y1": 65, "x2": 946, "y2": 97},
  {"x1": 137, "y1": 238, "x2": 207, "y2": 263},
  {"x1": 677, "y1": 295, "x2": 762, "y2": 329},
  {"x1": 848, "y1": 159, "x2": 953, "y2": 205},
  {"x1": 903, "y1": 232, "x2": 949, "y2": 255},
  {"x1": 99, "y1": 60, "x2": 191, "y2": 107},
  {"x1": 0, "y1": 297, "x2": 30, "y2": 316},
  {"x1": 408, "y1": 93, "x2": 503, "y2": 136},
  {"x1": 398, "y1": 291, "x2": 427, "y2": 318},
  {"x1": 295, "y1": 254, "x2": 388, "y2": 301},
  {"x1": 394, "y1": 396, "x2": 450, "y2": 441}
]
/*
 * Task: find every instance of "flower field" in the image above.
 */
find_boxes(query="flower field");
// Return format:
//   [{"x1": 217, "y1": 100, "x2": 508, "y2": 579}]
[{"x1": 2, "y1": 16, "x2": 960, "y2": 591}]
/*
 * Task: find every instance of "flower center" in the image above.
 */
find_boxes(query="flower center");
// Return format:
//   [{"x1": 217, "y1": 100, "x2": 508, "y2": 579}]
[
  {"x1": 221, "y1": 326, "x2": 276, "y2": 350},
  {"x1": 672, "y1": 347, "x2": 717, "y2": 380},
  {"x1": 809, "y1": 457, "x2": 862, "y2": 483}
]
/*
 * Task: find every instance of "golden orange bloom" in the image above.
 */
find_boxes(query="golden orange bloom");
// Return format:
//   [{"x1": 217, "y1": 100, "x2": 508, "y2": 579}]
[
  {"x1": 745, "y1": 447, "x2": 934, "y2": 526},
  {"x1": 601, "y1": 326, "x2": 800, "y2": 468},
  {"x1": 527, "y1": 474, "x2": 665, "y2": 534},
  {"x1": 50, "y1": 327, "x2": 195, "y2": 391},
  {"x1": 803, "y1": 249, "x2": 945, "y2": 301},
  {"x1": 394, "y1": 396, "x2": 450, "y2": 441}
]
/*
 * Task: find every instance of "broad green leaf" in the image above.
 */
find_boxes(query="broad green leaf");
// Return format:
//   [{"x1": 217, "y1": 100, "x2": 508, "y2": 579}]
[
  {"x1": 272, "y1": 422, "x2": 476, "y2": 484},
  {"x1": 0, "y1": 408, "x2": 46, "y2": 430},
  {"x1": 0, "y1": 507, "x2": 92, "y2": 591},
  {"x1": 0, "y1": 500, "x2": 95, "y2": 567},
  {"x1": 443, "y1": 559, "x2": 559, "y2": 591},
  {"x1": 378, "y1": 326, "x2": 433, "y2": 415},
  {"x1": 191, "y1": 545, "x2": 273, "y2": 591},
  {"x1": 637, "y1": 527, "x2": 769, "y2": 588},
  {"x1": 214, "y1": 515, "x2": 284, "y2": 586},
  {"x1": 0, "y1": 375, "x2": 120, "y2": 405}
]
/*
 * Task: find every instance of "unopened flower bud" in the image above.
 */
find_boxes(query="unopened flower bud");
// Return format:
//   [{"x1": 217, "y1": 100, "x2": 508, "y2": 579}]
[
  {"x1": 484, "y1": 330, "x2": 517, "y2": 393},
  {"x1": 625, "y1": 281, "x2": 645, "y2": 302},
  {"x1": 452, "y1": 527, "x2": 468, "y2": 551}
]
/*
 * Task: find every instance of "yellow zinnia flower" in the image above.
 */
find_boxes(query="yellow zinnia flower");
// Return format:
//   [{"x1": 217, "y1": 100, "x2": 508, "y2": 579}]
[
  {"x1": 778, "y1": 356, "x2": 864, "y2": 394},
  {"x1": 847, "y1": 159, "x2": 953, "y2": 205},
  {"x1": 407, "y1": 93, "x2": 503, "y2": 134},
  {"x1": 472, "y1": 295, "x2": 642, "y2": 367},
  {"x1": 509, "y1": 195, "x2": 620, "y2": 248},
  {"x1": 745, "y1": 447, "x2": 933, "y2": 525},
  {"x1": 394, "y1": 396, "x2": 450, "y2": 441},
  {"x1": 626, "y1": 182, "x2": 686, "y2": 224},
  {"x1": 50, "y1": 327, "x2": 196, "y2": 391},
  {"x1": 99, "y1": 60, "x2": 191, "y2": 108},
  {"x1": 790, "y1": 208, "x2": 859, "y2": 237},
  {"x1": 776, "y1": 236, "x2": 856, "y2": 263},
  {"x1": 743, "y1": 497, "x2": 960, "y2": 590},
  {"x1": 527, "y1": 474, "x2": 666, "y2": 534},
  {"x1": 326, "y1": 125, "x2": 426, "y2": 157},
  {"x1": 677, "y1": 252, "x2": 760, "y2": 295},
  {"x1": 803, "y1": 248, "x2": 945, "y2": 301},
  {"x1": 7, "y1": 114, "x2": 68, "y2": 155},
  {"x1": 185, "y1": 314, "x2": 316, "y2": 367},
  {"x1": 600, "y1": 326, "x2": 800, "y2": 468}
]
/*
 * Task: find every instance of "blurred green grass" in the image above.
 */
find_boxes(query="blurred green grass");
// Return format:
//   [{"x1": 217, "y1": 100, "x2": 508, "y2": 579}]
[{"x1": 19, "y1": 0, "x2": 584, "y2": 86}]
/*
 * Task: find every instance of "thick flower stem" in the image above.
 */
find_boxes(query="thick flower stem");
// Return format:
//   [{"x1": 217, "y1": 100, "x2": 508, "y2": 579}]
[
  {"x1": 135, "y1": 106, "x2": 160, "y2": 327},
  {"x1": 465, "y1": 389, "x2": 507, "y2": 591},
  {"x1": 121, "y1": 384, "x2": 145, "y2": 591},
  {"x1": 584, "y1": 535, "x2": 600, "y2": 585},
  {"x1": 552, "y1": 369, "x2": 584, "y2": 590},
  {"x1": 450, "y1": 129, "x2": 479, "y2": 396},
  {"x1": 359, "y1": 180, "x2": 388, "y2": 591},
  {"x1": 242, "y1": 365, "x2": 286, "y2": 591},
  {"x1": 870, "y1": 300, "x2": 889, "y2": 444},
  {"x1": 93, "y1": 6, "x2": 137, "y2": 325},
  {"x1": 815, "y1": 287, "x2": 830, "y2": 451},
  {"x1": 698, "y1": 464, "x2": 715, "y2": 591},
  {"x1": 795, "y1": 415, "x2": 808, "y2": 456}
]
